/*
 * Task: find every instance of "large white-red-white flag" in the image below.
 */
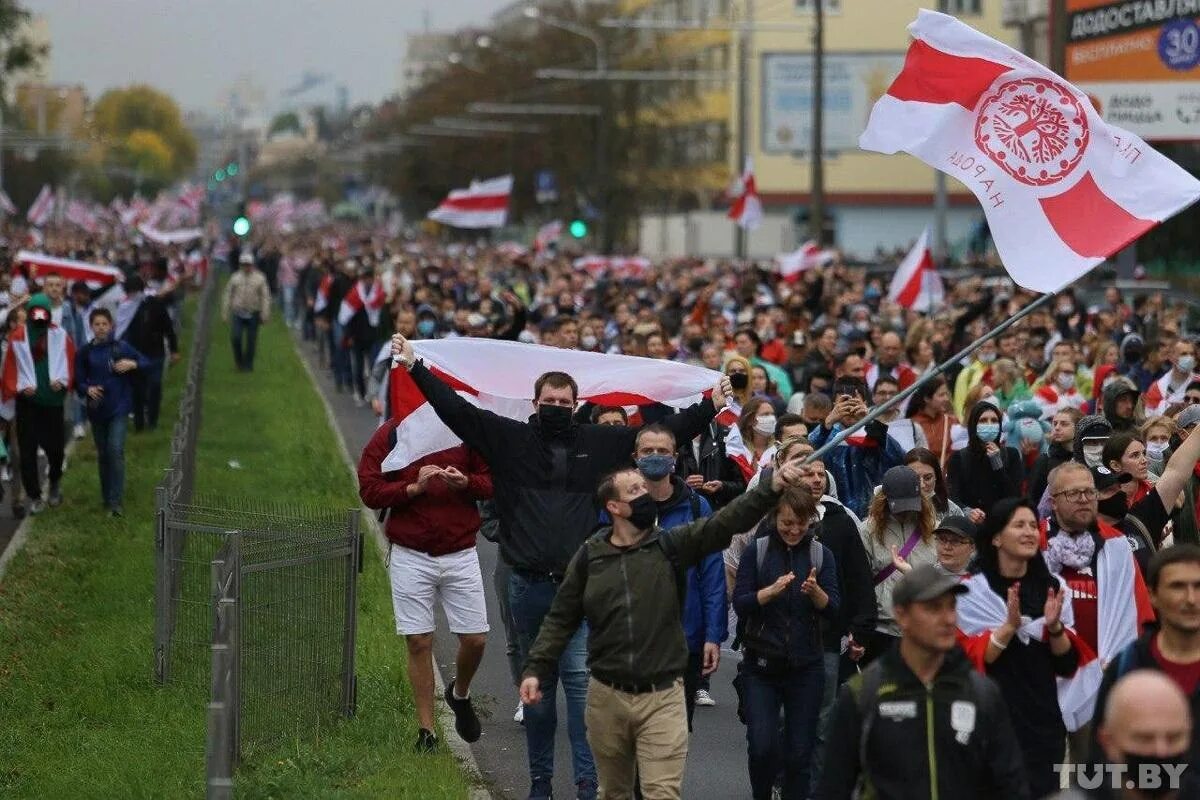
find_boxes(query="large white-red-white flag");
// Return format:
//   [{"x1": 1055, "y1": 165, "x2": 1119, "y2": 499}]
[
  {"x1": 728, "y1": 157, "x2": 764, "y2": 231},
  {"x1": 887, "y1": 227, "x2": 944, "y2": 312},
  {"x1": 860, "y1": 10, "x2": 1200, "y2": 294},
  {"x1": 26, "y1": 184, "x2": 54, "y2": 227},
  {"x1": 337, "y1": 279, "x2": 386, "y2": 327},
  {"x1": 775, "y1": 240, "x2": 835, "y2": 283},
  {"x1": 15, "y1": 251, "x2": 124, "y2": 286},
  {"x1": 383, "y1": 339, "x2": 719, "y2": 471},
  {"x1": 427, "y1": 175, "x2": 512, "y2": 229},
  {"x1": 573, "y1": 255, "x2": 652, "y2": 281}
]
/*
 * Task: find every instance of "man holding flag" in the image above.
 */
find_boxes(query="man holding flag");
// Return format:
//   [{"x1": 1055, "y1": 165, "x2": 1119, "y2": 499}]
[{"x1": 390, "y1": 332, "x2": 733, "y2": 800}]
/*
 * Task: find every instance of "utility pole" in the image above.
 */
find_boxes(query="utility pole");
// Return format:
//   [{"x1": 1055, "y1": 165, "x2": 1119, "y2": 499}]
[
  {"x1": 932, "y1": 170, "x2": 947, "y2": 264},
  {"x1": 808, "y1": 0, "x2": 825, "y2": 245},
  {"x1": 1049, "y1": 0, "x2": 1067, "y2": 75},
  {"x1": 734, "y1": 0, "x2": 754, "y2": 258}
]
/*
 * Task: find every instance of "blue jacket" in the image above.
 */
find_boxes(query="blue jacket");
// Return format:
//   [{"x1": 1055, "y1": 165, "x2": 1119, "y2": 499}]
[
  {"x1": 74, "y1": 337, "x2": 150, "y2": 421},
  {"x1": 599, "y1": 476, "x2": 726, "y2": 653},
  {"x1": 808, "y1": 420, "x2": 905, "y2": 519},
  {"x1": 734, "y1": 525, "x2": 839, "y2": 667}
]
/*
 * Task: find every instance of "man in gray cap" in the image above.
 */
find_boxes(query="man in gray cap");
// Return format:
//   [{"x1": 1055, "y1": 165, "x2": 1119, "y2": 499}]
[
  {"x1": 817, "y1": 564, "x2": 1029, "y2": 799},
  {"x1": 222, "y1": 250, "x2": 271, "y2": 371}
]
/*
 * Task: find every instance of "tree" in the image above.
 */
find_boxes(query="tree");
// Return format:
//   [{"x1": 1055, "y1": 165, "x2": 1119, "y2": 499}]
[
  {"x1": 93, "y1": 85, "x2": 197, "y2": 178},
  {"x1": 0, "y1": 1, "x2": 47, "y2": 100}
]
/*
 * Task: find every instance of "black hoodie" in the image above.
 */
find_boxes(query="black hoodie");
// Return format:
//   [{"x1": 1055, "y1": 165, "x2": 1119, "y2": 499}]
[{"x1": 947, "y1": 401, "x2": 1023, "y2": 513}]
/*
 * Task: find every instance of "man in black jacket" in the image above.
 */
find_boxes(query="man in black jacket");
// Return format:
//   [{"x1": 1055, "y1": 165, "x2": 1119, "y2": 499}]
[
  {"x1": 675, "y1": 420, "x2": 746, "y2": 510},
  {"x1": 392, "y1": 332, "x2": 732, "y2": 800},
  {"x1": 116, "y1": 276, "x2": 179, "y2": 431},
  {"x1": 817, "y1": 564, "x2": 1029, "y2": 800}
]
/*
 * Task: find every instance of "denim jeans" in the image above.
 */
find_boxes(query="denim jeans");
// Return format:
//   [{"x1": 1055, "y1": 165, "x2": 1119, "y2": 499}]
[
  {"x1": 330, "y1": 322, "x2": 352, "y2": 390},
  {"x1": 493, "y1": 559, "x2": 523, "y2": 687},
  {"x1": 509, "y1": 571, "x2": 596, "y2": 787},
  {"x1": 131, "y1": 358, "x2": 164, "y2": 431},
  {"x1": 92, "y1": 415, "x2": 127, "y2": 508},
  {"x1": 809, "y1": 650, "x2": 843, "y2": 790},
  {"x1": 349, "y1": 339, "x2": 377, "y2": 399},
  {"x1": 231, "y1": 313, "x2": 261, "y2": 370},
  {"x1": 743, "y1": 660, "x2": 825, "y2": 800},
  {"x1": 281, "y1": 285, "x2": 297, "y2": 327}
]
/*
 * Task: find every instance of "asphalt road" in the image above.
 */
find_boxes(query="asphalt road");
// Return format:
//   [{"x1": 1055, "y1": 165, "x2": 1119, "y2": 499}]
[{"x1": 297, "y1": 335, "x2": 752, "y2": 800}]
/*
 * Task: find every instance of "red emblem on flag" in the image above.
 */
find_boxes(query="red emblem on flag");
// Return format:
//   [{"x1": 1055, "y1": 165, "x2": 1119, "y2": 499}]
[{"x1": 975, "y1": 78, "x2": 1089, "y2": 187}]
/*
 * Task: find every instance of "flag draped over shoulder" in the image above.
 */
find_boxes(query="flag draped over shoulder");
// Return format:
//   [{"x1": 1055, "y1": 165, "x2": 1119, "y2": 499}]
[
  {"x1": 859, "y1": 10, "x2": 1200, "y2": 294},
  {"x1": 384, "y1": 339, "x2": 720, "y2": 472}
]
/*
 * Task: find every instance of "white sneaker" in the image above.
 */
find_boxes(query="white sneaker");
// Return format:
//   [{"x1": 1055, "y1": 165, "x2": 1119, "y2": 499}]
[
  {"x1": 352, "y1": 393, "x2": 365, "y2": 408},
  {"x1": 694, "y1": 689, "x2": 716, "y2": 707},
  {"x1": 73, "y1": 423, "x2": 86, "y2": 440},
  {"x1": 1, "y1": 465, "x2": 10, "y2": 482},
  {"x1": 513, "y1": 701, "x2": 524, "y2": 725}
]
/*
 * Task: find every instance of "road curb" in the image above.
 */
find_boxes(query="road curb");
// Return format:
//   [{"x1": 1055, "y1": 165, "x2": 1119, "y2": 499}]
[
  {"x1": 291, "y1": 333, "x2": 494, "y2": 800},
  {"x1": 0, "y1": 436, "x2": 81, "y2": 585}
]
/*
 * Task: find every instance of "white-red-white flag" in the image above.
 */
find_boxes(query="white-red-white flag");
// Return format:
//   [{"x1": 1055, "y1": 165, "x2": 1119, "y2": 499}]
[
  {"x1": 337, "y1": 279, "x2": 386, "y2": 327},
  {"x1": 714, "y1": 405, "x2": 755, "y2": 482},
  {"x1": 887, "y1": 227, "x2": 944, "y2": 312},
  {"x1": 427, "y1": 175, "x2": 512, "y2": 229},
  {"x1": 0, "y1": 190, "x2": 16, "y2": 216},
  {"x1": 15, "y1": 250, "x2": 124, "y2": 286},
  {"x1": 26, "y1": 185, "x2": 54, "y2": 227},
  {"x1": 860, "y1": 10, "x2": 1200, "y2": 294},
  {"x1": 728, "y1": 157, "x2": 764, "y2": 231},
  {"x1": 534, "y1": 220, "x2": 563, "y2": 253},
  {"x1": 384, "y1": 339, "x2": 718, "y2": 471},
  {"x1": 775, "y1": 240, "x2": 835, "y2": 283},
  {"x1": 573, "y1": 255, "x2": 652, "y2": 281}
]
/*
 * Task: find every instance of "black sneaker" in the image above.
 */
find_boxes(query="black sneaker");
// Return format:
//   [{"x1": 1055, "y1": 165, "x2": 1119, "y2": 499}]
[
  {"x1": 528, "y1": 777, "x2": 553, "y2": 800},
  {"x1": 415, "y1": 728, "x2": 438, "y2": 752},
  {"x1": 444, "y1": 678, "x2": 481, "y2": 743},
  {"x1": 47, "y1": 482, "x2": 63, "y2": 508},
  {"x1": 12, "y1": 503, "x2": 25, "y2": 520}
]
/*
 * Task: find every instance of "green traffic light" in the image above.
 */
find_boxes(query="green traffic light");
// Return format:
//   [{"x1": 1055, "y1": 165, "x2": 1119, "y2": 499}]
[
  {"x1": 569, "y1": 220, "x2": 587, "y2": 238},
  {"x1": 227, "y1": 163, "x2": 239, "y2": 177},
  {"x1": 232, "y1": 216, "x2": 251, "y2": 236},
  {"x1": 214, "y1": 168, "x2": 226, "y2": 182}
]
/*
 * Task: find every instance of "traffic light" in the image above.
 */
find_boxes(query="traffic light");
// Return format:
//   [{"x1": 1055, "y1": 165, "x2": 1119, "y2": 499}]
[
  {"x1": 214, "y1": 168, "x2": 226, "y2": 182},
  {"x1": 226, "y1": 162, "x2": 239, "y2": 177},
  {"x1": 233, "y1": 215, "x2": 251, "y2": 236},
  {"x1": 568, "y1": 219, "x2": 588, "y2": 238}
]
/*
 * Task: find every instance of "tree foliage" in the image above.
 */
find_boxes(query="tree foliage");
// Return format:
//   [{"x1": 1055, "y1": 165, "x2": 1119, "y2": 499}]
[
  {"x1": 0, "y1": 0, "x2": 47, "y2": 99},
  {"x1": 93, "y1": 85, "x2": 197, "y2": 180}
]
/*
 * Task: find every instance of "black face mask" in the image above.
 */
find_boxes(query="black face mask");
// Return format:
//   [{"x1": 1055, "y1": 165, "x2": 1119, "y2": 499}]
[
  {"x1": 1122, "y1": 751, "x2": 1189, "y2": 799},
  {"x1": 686, "y1": 336, "x2": 705, "y2": 353},
  {"x1": 537, "y1": 404, "x2": 574, "y2": 437},
  {"x1": 625, "y1": 494, "x2": 658, "y2": 530},
  {"x1": 1098, "y1": 491, "x2": 1129, "y2": 519},
  {"x1": 729, "y1": 373, "x2": 749, "y2": 391}
]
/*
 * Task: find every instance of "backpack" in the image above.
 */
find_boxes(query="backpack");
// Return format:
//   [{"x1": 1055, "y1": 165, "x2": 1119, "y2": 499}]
[
  {"x1": 574, "y1": 491, "x2": 703, "y2": 614},
  {"x1": 731, "y1": 531, "x2": 826, "y2": 652}
]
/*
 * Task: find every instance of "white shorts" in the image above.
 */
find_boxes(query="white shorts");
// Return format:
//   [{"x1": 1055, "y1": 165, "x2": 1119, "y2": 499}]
[{"x1": 388, "y1": 544, "x2": 489, "y2": 636}]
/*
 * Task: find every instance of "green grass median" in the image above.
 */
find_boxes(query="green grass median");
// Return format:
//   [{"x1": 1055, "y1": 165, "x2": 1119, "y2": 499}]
[{"x1": 0, "y1": 294, "x2": 472, "y2": 798}]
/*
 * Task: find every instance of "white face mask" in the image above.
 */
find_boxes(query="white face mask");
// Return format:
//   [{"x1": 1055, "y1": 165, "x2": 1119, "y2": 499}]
[
  {"x1": 1056, "y1": 373, "x2": 1075, "y2": 390},
  {"x1": 1082, "y1": 443, "x2": 1105, "y2": 468},
  {"x1": 754, "y1": 415, "x2": 777, "y2": 437},
  {"x1": 581, "y1": 334, "x2": 598, "y2": 350},
  {"x1": 1178, "y1": 355, "x2": 1196, "y2": 373},
  {"x1": 978, "y1": 351, "x2": 997, "y2": 364},
  {"x1": 1146, "y1": 441, "x2": 1168, "y2": 462}
]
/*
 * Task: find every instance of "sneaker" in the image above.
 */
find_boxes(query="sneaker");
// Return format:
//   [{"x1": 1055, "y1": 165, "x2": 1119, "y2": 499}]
[
  {"x1": 415, "y1": 728, "x2": 438, "y2": 753},
  {"x1": 47, "y1": 482, "x2": 63, "y2": 508},
  {"x1": 694, "y1": 689, "x2": 716, "y2": 707},
  {"x1": 575, "y1": 779, "x2": 598, "y2": 800},
  {"x1": 29, "y1": 498, "x2": 45, "y2": 515},
  {"x1": 528, "y1": 777, "x2": 553, "y2": 800},
  {"x1": 1, "y1": 465, "x2": 11, "y2": 482},
  {"x1": 110, "y1": 505, "x2": 124, "y2": 518},
  {"x1": 73, "y1": 423, "x2": 86, "y2": 440},
  {"x1": 352, "y1": 393, "x2": 365, "y2": 408},
  {"x1": 444, "y1": 679, "x2": 481, "y2": 743},
  {"x1": 513, "y1": 700, "x2": 524, "y2": 725}
]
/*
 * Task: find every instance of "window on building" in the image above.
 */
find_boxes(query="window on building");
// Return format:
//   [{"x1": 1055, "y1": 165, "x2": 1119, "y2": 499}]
[
  {"x1": 937, "y1": 0, "x2": 982, "y2": 14},
  {"x1": 794, "y1": 0, "x2": 841, "y2": 13}
]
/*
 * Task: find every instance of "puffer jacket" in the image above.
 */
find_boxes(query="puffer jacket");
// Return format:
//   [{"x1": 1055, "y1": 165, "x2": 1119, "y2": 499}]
[
  {"x1": 409, "y1": 360, "x2": 719, "y2": 574},
  {"x1": 524, "y1": 481, "x2": 780, "y2": 687},
  {"x1": 809, "y1": 420, "x2": 905, "y2": 519}
]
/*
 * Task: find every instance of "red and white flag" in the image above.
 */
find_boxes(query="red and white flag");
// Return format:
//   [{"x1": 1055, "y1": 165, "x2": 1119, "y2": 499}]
[
  {"x1": 0, "y1": 190, "x2": 16, "y2": 216},
  {"x1": 775, "y1": 240, "x2": 835, "y2": 283},
  {"x1": 314, "y1": 274, "x2": 333, "y2": 314},
  {"x1": 859, "y1": 10, "x2": 1200, "y2": 294},
  {"x1": 887, "y1": 228, "x2": 944, "y2": 312},
  {"x1": 427, "y1": 175, "x2": 512, "y2": 229},
  {"x1": 573, "y1": 256, "x2": 652, "y2": 281},
  {"x1": 728, "y1": 157, "x2": 764, "y2": 231},
  {"x1": 384, "y1": 339, "x2": 718, "y2": 471},
  {"x1": 337, "y1": 279, "x2": 386, "y2": 327},
  {"x1": 534, "y1": 220, "x2": 563, "y2": 253},
  {"x1": 26, "y1": 185, "x2": 54, "y2": 227},
  {"x1": 15, "y1": 250, "x2": 124, "y2": 286},
  {"x1": 714, "y1": 405, "x2": 755, "y2": 482}
]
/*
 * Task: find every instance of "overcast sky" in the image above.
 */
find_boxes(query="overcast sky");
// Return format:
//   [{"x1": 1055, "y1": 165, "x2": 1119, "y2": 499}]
[{"x1": 25, "y1": 0, "x2": 508, "y2": 114}]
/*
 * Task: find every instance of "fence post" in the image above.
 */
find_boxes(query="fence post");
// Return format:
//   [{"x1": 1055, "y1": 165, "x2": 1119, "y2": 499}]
[
  {"x1": 342, "y1": 509, "x2": 360, "y2": 718},
  {"x1": 206, "y1": 531, "x2": 240, "y2": 800}
]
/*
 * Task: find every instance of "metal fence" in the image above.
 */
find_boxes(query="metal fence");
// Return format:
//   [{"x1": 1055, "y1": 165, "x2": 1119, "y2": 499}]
[{"x1": 151, "y1": 269, "x2": 363, "y2": 798}]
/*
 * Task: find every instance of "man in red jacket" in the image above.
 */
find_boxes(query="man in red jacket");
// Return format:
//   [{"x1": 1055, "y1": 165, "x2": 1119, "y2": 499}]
[{"x1": 358, "y1": 423, "x2": 493, "y2": 752}]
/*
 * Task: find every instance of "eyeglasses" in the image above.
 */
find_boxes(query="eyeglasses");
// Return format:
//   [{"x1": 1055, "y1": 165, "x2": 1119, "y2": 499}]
[
  {"x1": 1185, "y1": 395, "x2": 1200, "y2": 405},
  {"x1": 1053, "y1": 488, "x2": 1098, "y2": 503},
  {"x1": 934, "y1": 535, "x2": 972, "y2": 547}
]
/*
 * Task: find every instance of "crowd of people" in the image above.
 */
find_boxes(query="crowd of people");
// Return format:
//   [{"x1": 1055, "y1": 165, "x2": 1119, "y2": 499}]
[
  {"x1": 0, "y1": 228, "x2": 191, "y2": 518},
  {"x1": 303, "y1": 235, "x2": 1200, "y2": 800}
]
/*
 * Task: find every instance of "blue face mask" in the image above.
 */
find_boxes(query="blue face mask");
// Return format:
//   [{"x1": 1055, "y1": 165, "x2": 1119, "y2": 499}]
[
  {"x1": 636, "y1": 454, "x2": 675, "y2": 481},
  {"x1": 417, "y1": 319, "x2": 436, "y2": 337},
  {"x1": 976, "y1": 423, "x2": 1001, "y2": 443}
]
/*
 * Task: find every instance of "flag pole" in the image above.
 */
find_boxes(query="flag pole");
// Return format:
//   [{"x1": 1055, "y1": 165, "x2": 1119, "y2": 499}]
[{"x1": 806, "y1": 291, "x2": 1055, "y2": 466}]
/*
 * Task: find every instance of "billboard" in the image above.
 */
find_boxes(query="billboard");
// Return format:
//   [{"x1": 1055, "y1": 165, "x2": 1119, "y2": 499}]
[
  {"x1": 761, "y1": 52, "x2": 905, "y2": 155},
  {"x1": 1065, "y1": 0, "x2": 1200, "y2": 140}
]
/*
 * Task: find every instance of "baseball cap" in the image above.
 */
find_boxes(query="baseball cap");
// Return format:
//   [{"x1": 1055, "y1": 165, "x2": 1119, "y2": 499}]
[
  {"x1": 238, "y1": 251, "x2": 254, "y2": 265},
  {"x1": 933, "y1": 514, "x2": 976, "y2": 543},
  {"x1": 892, "y1": 563, "x2": 969, "y2": 607},
  {"x1": 881, "y1": 466, "x2": 922, "y2": 515},
  {"x1": 1177, "y1": 404, "x2": 1200, "y2": 431},
  {"x1": 1091, "y1": 465, "x2": 1133, "y2": 492}
]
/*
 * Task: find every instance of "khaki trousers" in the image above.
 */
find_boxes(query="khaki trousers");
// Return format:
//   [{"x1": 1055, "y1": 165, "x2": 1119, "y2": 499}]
[{"x1": 585, "y1": 677, "x2": 689, "y2": 800}]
